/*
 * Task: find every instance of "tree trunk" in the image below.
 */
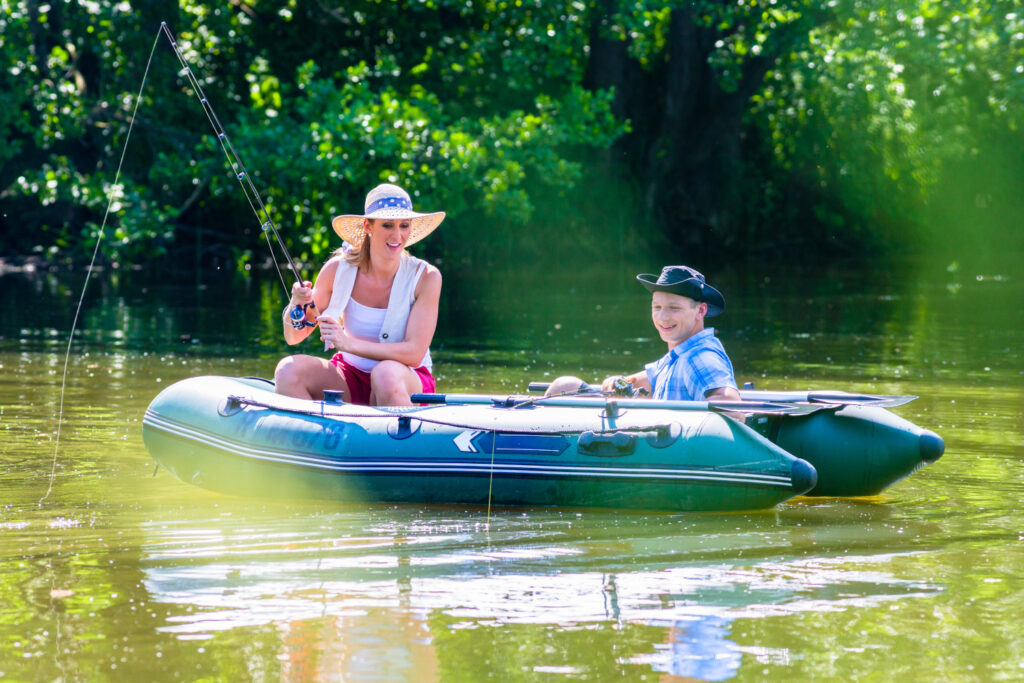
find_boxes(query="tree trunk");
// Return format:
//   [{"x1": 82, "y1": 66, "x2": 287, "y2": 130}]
[{"x1": 588, "y1": 2, "x2": 828, "y2": 251}]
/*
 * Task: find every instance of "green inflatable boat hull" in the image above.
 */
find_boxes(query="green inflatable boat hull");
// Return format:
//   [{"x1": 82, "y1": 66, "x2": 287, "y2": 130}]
[
  {"x1": 142, "y1": 376, "x2": 817, "y2": 512},
  {"x1": 747, "y1": 405, "x2": 944, "y2": 496}
]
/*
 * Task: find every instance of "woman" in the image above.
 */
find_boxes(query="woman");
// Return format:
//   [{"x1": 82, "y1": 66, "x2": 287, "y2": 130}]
[{"x1": 275, "y1": 183, "x2": 444, "y2": 406}]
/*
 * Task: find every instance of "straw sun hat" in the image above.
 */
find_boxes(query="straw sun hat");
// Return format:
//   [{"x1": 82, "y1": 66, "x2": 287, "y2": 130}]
[{"x1": 331, "y1": 184, "x2": 445, "y2": 248}]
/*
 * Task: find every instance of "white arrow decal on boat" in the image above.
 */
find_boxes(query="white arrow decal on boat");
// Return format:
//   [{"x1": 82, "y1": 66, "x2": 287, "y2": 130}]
[{"x1": 454, "y1": 430, "x2": 483, "y2": 453}]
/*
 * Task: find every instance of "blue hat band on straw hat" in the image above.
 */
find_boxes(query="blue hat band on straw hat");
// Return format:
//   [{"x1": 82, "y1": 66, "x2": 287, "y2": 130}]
[{"x1": 366, "y1": 196, "x2": 413, "y2": 213}]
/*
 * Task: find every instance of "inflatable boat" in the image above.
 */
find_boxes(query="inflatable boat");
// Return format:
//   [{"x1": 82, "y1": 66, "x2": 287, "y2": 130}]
[{"x1": 141, "y1": 376, "x2": 943, "y2": 511}]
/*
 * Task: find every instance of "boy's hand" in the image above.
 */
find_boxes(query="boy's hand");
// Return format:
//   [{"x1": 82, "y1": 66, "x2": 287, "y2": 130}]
[{"x1": 602, "y1": 375, "x2": 638, "y2": 397}]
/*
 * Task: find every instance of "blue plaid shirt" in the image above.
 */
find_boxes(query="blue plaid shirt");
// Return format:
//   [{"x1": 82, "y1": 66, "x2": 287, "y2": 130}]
[{"x1": 644, "y1": 328, "x2": 737, "y2": 401}]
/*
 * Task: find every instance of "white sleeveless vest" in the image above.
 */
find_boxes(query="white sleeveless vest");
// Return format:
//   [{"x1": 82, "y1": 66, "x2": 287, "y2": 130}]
[{"x1": 320, "y1": 252, "x2": 432, "y2": 369}]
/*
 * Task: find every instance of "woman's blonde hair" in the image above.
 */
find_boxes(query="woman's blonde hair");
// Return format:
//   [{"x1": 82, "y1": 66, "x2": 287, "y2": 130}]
[{"x1": 335, "y1": 219, "x2": 373, "y2": 268}]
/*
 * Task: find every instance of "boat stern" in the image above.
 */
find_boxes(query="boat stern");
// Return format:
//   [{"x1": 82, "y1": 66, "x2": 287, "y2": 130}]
[{"x1": 770, "y1": 405, "x2": 944, "y2": 497}]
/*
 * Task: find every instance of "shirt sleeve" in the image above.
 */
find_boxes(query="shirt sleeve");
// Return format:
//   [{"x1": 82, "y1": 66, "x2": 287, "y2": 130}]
[{"x1": 685, "y1": 348, "x2": 737, "y2": 399}]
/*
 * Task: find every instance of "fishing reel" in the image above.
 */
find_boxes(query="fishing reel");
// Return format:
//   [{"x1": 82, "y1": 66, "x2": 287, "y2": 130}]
[
  {"x1": 289, "y1": 302, "x2": 317, "y2": 330},
  {"x1": 610, "y1": 377, "x2": 649, "y2": 398}
]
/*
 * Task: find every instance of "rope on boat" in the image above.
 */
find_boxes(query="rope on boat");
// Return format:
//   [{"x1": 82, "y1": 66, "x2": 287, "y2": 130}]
[{"x1": 225, "y1": 394, "x2": 677, "y2": 438}]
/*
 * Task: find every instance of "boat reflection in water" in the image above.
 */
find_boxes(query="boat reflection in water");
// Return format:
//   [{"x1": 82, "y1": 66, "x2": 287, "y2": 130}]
[{"x1": 139, "y1": 504, "x2": 942, "y2": 679}]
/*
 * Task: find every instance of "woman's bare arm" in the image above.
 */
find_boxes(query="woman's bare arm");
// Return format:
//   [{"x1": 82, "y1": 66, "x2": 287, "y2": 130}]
[
  {"x1": 318, "y1": 265, "x2": 441, "y2": 366},
  {"x1": 282, "y1": 258, "x2": 338, "y2": 345}
]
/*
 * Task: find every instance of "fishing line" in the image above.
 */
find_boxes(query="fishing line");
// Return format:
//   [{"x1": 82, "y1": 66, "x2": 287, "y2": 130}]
[
  {"x1": 42, "y1": 22, "x2": 312, "y2": 503},
  {"x1": 486, "y1": 426, "x2": 496, "y2": 524},
  {"x1": 39, "y1": 26, "x2": 164, "y2": 505}
]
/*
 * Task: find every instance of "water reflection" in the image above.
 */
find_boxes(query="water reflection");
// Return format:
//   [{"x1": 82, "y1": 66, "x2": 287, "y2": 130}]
[
  {"x1": 635, "y1": 615, "x2": 745, "y2": 681},
  {"x1": 136, "y1": 506, "x2": 942, "y2": 679},
  {"x1": 2, "y1": 254, "x2": 1024, "y2": 680}
]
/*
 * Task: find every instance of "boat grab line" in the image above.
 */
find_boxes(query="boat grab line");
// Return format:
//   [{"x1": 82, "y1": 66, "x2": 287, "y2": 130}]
[
  {"x1": 221, "y1": 395, "x2": 679, "y2": 436},
  {"x1": 145, "y1": 411, "x2": 790, "y2": 481},
  {"x1": 143, "y1": 413, "x2": 795, "y2": 487}
]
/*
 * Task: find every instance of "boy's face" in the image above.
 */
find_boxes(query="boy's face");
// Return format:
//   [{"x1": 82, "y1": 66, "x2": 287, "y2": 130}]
[{"x1": 651, "y1": 291, "x2": 706, "y2": 348}]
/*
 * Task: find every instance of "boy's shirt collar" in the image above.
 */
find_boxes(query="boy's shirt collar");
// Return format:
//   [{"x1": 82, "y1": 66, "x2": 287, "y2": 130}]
[{"x1": 666, "y1": 327, "x2": 715, "y2": 358}]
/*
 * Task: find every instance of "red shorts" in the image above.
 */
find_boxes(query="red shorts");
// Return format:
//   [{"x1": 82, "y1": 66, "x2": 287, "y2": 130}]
[{"x1": 328, "y1": 354, "x2": 436, "y2": 405}]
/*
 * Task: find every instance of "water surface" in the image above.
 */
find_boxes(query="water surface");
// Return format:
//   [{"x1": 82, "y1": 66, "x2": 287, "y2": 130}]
[{"x1": 1, "y1": 255, "x2": 1022, "y2": 680}]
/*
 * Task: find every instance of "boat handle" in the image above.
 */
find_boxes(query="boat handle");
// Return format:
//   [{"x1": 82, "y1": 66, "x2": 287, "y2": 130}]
[{"x1": 578, "y1": 431, "x2": 637, "y2": 457}]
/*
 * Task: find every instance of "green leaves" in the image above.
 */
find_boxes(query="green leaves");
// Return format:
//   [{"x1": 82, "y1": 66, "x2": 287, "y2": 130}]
[
  {"x1": 0, "y1": 0, "x2": 627, "y2": 264},
  {"x1": 1, "y1": 0, "x2": 1019, "y2": 264}
]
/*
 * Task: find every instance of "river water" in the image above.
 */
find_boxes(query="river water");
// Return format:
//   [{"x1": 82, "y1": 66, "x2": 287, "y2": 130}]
[{"x1": 1, "y1": 254, "x2": 1021, "y2": 681}]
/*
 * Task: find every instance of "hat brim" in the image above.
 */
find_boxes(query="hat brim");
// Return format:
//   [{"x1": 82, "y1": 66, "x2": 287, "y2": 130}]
[
  {"x1": 332, "y1": 210, "x2": 446, "y2": 248},
  {"x1": 637, "y1": 273, "x2": 725, "y2": 317}
]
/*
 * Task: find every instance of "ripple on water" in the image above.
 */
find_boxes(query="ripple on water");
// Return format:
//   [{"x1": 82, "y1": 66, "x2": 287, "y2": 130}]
[{"x1": 129, "y1": 507, "x2": 945, "y2": 636}]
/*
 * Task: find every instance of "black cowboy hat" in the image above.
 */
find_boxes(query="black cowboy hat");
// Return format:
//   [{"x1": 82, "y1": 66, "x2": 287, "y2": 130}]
[{"x1": 636, "y1": 265, "x2": 725, "y2": 317}]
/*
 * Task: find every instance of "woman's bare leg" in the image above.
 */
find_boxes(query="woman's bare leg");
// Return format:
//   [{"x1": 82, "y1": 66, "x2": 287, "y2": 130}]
[
  {"x1": 274, "y1": 354, "x2": 350, "y2": 400},
  {"x1": 543, "y1": 376, "x2": 587, "y2": 397},
  {"x1": 368, "y1": 361, "x2": 424, "y2": 406}
]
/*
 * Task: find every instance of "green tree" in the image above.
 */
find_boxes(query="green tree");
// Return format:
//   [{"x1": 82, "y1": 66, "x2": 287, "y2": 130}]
[
  {"x1": 1, "y1": 0, "x2": 1020, "y2": 265},
  {"x1": 0, "y1": 0, "x2": 625, "y2": 267}
]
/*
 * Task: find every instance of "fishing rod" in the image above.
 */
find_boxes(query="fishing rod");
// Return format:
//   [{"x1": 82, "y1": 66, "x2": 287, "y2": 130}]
[
  {"x1": 410, "y1": 392, "x2": 815, "y2": 415},
  {"x1": 525, "y1": 378, "x2": 648, "y2": 399},
  {"x1": 158, "y1": 22, "x2": 316, "y2": 330},
  {"x1": 44, "y1": 21, "x2": 320, "y2": 503}
]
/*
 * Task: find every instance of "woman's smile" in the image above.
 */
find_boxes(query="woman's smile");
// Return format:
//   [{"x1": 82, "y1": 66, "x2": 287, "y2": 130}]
[{"x1": 370, "y1": 219, "x2": 412, "y2": 255}]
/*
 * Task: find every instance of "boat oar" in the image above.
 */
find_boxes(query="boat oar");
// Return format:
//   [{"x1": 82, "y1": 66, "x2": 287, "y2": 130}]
[
  {"x1": 411, "y1": 393, "x2": 813, "y2": 415},
  {"x1": 525, "y1": 382, "x2": 916, "y2": 408},
  {"x1": 739, "y1": 389, "x2": 917, "y2": 408}
]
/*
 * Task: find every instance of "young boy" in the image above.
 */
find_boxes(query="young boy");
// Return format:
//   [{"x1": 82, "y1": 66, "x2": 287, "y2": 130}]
[{"x1": 546, "y1": 265, "x2": 740, "y2": 401}]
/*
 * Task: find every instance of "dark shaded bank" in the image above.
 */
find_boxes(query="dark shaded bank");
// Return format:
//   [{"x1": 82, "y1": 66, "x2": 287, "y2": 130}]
[{"x1": 8, "y1": 248, "x2": 1021, "y2": 376}]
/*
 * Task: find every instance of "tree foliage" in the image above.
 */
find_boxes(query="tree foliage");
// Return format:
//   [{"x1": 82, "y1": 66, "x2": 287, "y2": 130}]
[{"x1": 0, "y1": 0, "x2": 1020, "y2": 267}]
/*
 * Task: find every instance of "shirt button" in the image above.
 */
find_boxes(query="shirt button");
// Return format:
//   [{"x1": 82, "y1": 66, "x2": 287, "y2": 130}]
[{"x1": 382, "y1": 333, "x2": 389, "y2": 339}]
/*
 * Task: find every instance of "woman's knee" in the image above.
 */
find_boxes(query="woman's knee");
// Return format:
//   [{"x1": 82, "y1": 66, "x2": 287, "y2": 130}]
[
  {"x1": 370, "y1": 361, "x2": 417, "y2": 396},
  {"x1": 370, "y1": 361, "x2": 405, "y2": 386},
  {"x1": 275, "y1": 355, "x2": 317, "y2": 384},
  {"x1": 275, "y1": 355, "x2": 298, "y2": 379},
  {"x1": 544, "y1": 376, "x2": 586, "y2": 397}
]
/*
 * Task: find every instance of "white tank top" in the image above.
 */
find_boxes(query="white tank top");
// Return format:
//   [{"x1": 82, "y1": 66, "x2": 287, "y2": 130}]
[
  {"x1": 340, "y1": 298, "x2": 387, "y2": 372},
  {"x1": 321, "y1": 252, "x2": 433, "y2": 370}
]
